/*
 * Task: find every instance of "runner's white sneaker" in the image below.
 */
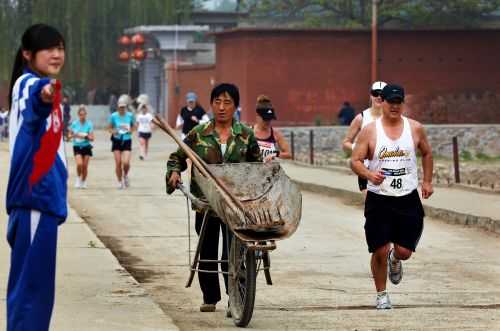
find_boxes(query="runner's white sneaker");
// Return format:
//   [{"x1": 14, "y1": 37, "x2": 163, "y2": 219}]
[
  {"x1": 388, "y1": 248, "x2": 403, "y2": 285},
  {"x1": 74, "y1": 177, "x2": 82, "y2": 189},
  {"x1": 81, "y1": 180, "x2": 87, "y2": 189},
  {"x1": 123, "y1": 176, "x2": 130, "y2": 188},
  {"x1": 376, "y1": 291, "x2": 392, "y2": 309},
  {"x1": 117, "y1": 181, "x2": 124, "y2": 190}
]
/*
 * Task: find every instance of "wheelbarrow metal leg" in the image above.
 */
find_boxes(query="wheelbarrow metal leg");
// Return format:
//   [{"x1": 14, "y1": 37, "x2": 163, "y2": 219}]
[
  {"x1": 185, "y1": 210, "x2": 209, "y2": 288},
  {"x1": 263, "y1": 251, "x2": 273, "y2": 285}
]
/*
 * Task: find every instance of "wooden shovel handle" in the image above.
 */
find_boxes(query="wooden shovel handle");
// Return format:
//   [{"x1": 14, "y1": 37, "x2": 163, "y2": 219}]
[{"x1": 152, "y1": 116, "x2": 246, "y2": 213}]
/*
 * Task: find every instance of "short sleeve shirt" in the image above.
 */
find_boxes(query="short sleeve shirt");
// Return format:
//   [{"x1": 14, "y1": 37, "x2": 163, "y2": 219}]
[
  {"x1": 109, "y1": 111, "x2": 135, "y2": 140},
  {"x1": 70, "y1": 120, "x2": 93, "y2": 147},
  {"x1": 136, "y1": 113, "x2": 153, "y2": 133}
]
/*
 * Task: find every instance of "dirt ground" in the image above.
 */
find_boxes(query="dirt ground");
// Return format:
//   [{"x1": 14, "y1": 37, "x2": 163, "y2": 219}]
[{"x1": 68, "y1": 131, "x2": 500, "y2": 330}]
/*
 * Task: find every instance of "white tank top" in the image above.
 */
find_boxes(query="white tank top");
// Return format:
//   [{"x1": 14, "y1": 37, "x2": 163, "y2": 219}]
[
  {"x1": 361, "y1": 108, "x2": 375, "y2": 128},
  {"x1": 360, "y1": 108, "x2": 376, "y2": 167},
  {"x1": 367, "y1": 117, "x2": 418, "y2": 197}
]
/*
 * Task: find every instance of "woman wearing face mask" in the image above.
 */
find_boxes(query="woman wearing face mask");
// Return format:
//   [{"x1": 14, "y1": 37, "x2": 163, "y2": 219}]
[
  {"x1": 6, "y1": 23, "x2": 66, "y2": 331},
  {"x1": 342, "y1": 81, "x2": 387, "y2": 194},
  {"x1": 69, "y1": 105, "x2": 94, "y2": 188},
  {"x1": 253, "y1": 95, "x2": 291, "y2": 162}
]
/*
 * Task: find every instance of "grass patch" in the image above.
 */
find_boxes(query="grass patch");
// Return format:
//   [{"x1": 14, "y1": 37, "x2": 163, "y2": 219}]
[{"x1": 460, "y1": 150, "x2": 473, "y2": 161}]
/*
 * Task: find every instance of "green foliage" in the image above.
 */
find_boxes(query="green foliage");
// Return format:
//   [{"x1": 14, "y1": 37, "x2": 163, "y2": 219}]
[
  {"x1": 314, "y1": 114, "x2": 322, "y2": 126},
  {"x1": 246, "y1": 0, "x2": 500, "y2": 28},
  {"x1": 0, "y1": 0, "x2": 193, "y2": 104},
  {"x1": 460, "y1": 149, "x2": 473, "y2": 161},
  {"x1": 475, "y1": 152, "x2": 500, "y2": 161}
]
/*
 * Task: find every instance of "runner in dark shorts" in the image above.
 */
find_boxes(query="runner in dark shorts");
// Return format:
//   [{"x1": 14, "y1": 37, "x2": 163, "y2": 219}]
[
  {"x1": 69, "y1": 105, "x2": 94, "y2": 189},
  {"x1": 108, "y1": 95, "x2": 136, "y2": 189},
  {"x1": 351, "y1": 83, "x2": 434, "y2": 310},
  {"x1": 136, "y1": 102, "x2": 154, "y2": 160}
]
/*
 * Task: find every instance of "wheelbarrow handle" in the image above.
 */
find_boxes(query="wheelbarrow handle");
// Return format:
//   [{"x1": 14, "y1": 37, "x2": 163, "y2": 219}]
[{"x1": 176, "y1": 183, "x2": 210, "y2": 210}]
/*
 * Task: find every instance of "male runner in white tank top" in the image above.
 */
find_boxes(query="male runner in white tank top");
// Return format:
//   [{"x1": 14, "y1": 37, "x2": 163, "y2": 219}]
[
  {"x1": 342, "y1": 81, "x2": 386, "y2": 194},
  {"x1": 351, "y1": 84, "x2": 434, "y2": 309}
]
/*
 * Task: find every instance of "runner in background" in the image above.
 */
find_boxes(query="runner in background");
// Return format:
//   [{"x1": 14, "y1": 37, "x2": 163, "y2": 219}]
[
  {"x1": 343, "y1": 81, "x2": 387, "y2": 195},
  {"x1": 252, "y1": 95, "x2": 291, "y2": 162},
  {"x1": 108, "y1": 94, "x2": 136, "y2": 189},
  {"x1": 176, "y1": 92, "x2": 209, "y2": 140},
  {"x1": 69, "y1": 105, "x2": 94, "y2": 188},
  {"x1": 136, "y1": 102, "x2": 154, "y2": 160}
]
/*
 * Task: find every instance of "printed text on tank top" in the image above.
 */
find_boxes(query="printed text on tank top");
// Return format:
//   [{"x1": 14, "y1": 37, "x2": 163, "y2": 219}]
[
  {"x1": 367, "y1": 117, "x2": 418, "y2": 197},
  {"x1": 255, "y1": 126, "x2": 278, "y2": 159}
]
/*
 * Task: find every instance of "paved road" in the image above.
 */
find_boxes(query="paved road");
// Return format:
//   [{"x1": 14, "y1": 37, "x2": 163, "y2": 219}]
[
  {"x1": 69, "y1": 131, "x2": 500, "y2": 330},
  {"x1": 0, "y1": 140, "x2": 178, "y2": 330}
]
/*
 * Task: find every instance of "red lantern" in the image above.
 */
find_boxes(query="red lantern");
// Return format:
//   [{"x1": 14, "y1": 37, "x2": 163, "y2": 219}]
[
  {"x1": 132, "y1": 48, "x2": 146, "y2": 61},
  {"x1": 118, "y1": 35, "x2": 131, "y2": 46},
  {"x1": 131, "y1": 33, "x2": 145, "y2": 45},
  {"x1": 118, "y1": 50, "x2": 130, "y2": 62}
]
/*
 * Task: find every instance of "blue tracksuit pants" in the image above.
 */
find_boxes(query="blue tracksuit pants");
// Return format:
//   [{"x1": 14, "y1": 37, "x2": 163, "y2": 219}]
[{"x1": 6, "y1": 208, "x2": 58, "y2": 331}]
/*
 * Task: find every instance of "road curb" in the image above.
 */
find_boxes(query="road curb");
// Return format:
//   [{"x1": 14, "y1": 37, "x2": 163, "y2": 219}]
[{"x1": 293, "y1": 180, "x2": 500, "y2": 235}]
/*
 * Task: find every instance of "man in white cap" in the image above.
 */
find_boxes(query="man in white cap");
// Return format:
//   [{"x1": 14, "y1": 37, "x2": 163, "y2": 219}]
[
  {"x1": 176, "y1": 91, "x2": 209, "y2": 140},
  {"x1": 343, "y1": 81, "x2": 387, "y2": 195},
  {"x1": 351, "y1": 83, "x2": 433, "y2": 310}
]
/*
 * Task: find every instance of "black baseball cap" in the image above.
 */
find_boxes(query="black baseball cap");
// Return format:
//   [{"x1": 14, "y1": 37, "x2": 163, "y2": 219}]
[
  {"x1": 256, "y1": 107, "x2": 277, "y2": 120},
  {"x1": 382, "y1": 84, "x2": 405, "y2": 102}
]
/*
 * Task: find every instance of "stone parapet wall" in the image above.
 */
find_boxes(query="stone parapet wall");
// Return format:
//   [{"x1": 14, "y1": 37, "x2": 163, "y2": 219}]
[{"x1": 279, "y1": 125, "x2": 500, "y2": 160}]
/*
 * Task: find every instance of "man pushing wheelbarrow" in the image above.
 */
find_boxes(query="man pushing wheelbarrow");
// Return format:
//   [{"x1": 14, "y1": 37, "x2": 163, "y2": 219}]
[{"x1": 161, "y1": 83, "x2": 302, "y2": 327}]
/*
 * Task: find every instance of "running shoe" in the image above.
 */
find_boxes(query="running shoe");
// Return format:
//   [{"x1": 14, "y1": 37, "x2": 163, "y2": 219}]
[
  {"x1": 388, "y1": 248, "x2": 403, "y2": 285},
  {"x1": 376, "y1": 292, "x2": 392, "y2": 309},
  {"x1": 81, "y1": 180, "x2": 87, "y2": 189},
  {"x1": 117, "y1": 181, "x2": 124, "y2": 190},
  {"x1": 74, "y1": 177, "x2": 82, "y2": 189},
  {"x1": 123, "y1": 176, "x2": 130, "y2": 188}
]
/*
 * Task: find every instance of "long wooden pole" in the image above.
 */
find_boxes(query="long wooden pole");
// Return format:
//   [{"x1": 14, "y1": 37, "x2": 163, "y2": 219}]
[{"x1": 152, "y1": 116, "x2": 247, "y2": 215}]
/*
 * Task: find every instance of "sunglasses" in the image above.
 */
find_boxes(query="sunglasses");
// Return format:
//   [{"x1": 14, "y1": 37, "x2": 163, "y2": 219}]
[{"x1": 370, "y1": 90, "x2": 383, "y2": 97}]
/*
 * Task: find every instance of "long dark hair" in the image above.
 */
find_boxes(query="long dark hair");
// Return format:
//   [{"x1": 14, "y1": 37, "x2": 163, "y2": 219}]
[{"x1": 8, "y1": 24, "x2": 65, "y2": 108}]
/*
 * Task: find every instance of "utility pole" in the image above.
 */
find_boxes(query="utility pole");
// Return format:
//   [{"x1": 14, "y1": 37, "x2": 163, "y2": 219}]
[{"x1": 371, "y1": 0, "x2": 379, "y2": 83}]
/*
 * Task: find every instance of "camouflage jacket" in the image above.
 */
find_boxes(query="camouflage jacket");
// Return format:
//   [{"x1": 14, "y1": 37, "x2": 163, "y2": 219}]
[{"x1": 166, "y1": 120, "x2": 262, "y2": 203}]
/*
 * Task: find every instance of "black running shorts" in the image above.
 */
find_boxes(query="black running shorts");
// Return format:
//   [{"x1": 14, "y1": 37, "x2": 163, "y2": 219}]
[
  {"x1": 358, "y1": 176, "x2": 368, "y2": 191},
  {"x1": 364, "y1": 189, "x2": 424, "y2": 253},
  {"x1": 138, "y1": 132, "x2": 152, "y2": 140},
  {"x1": 111, "y1": 137, "x2": 132, "y2": 152},
  {"x1": 73, "y1": 145, "x2": 93, "y2": 157}
]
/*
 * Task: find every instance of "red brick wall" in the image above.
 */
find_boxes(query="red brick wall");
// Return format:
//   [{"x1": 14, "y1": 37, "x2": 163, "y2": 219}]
[
  {"x1": 214, "y1": 29, "x2": 500, "y2": 125},
  {"x1": 166, "y1": 64, "x2": 216, "y2": 126}
]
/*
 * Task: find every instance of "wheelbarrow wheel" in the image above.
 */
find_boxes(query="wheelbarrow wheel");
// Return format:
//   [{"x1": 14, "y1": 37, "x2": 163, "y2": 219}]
[{"x1": 229, "y1": 237, "x2": 256, "y2": 327}]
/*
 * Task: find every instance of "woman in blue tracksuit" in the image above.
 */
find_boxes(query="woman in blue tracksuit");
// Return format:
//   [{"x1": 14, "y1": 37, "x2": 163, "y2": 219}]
[{"x1": 6, "y1": 24, "x2": 66, "y2": 331}]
